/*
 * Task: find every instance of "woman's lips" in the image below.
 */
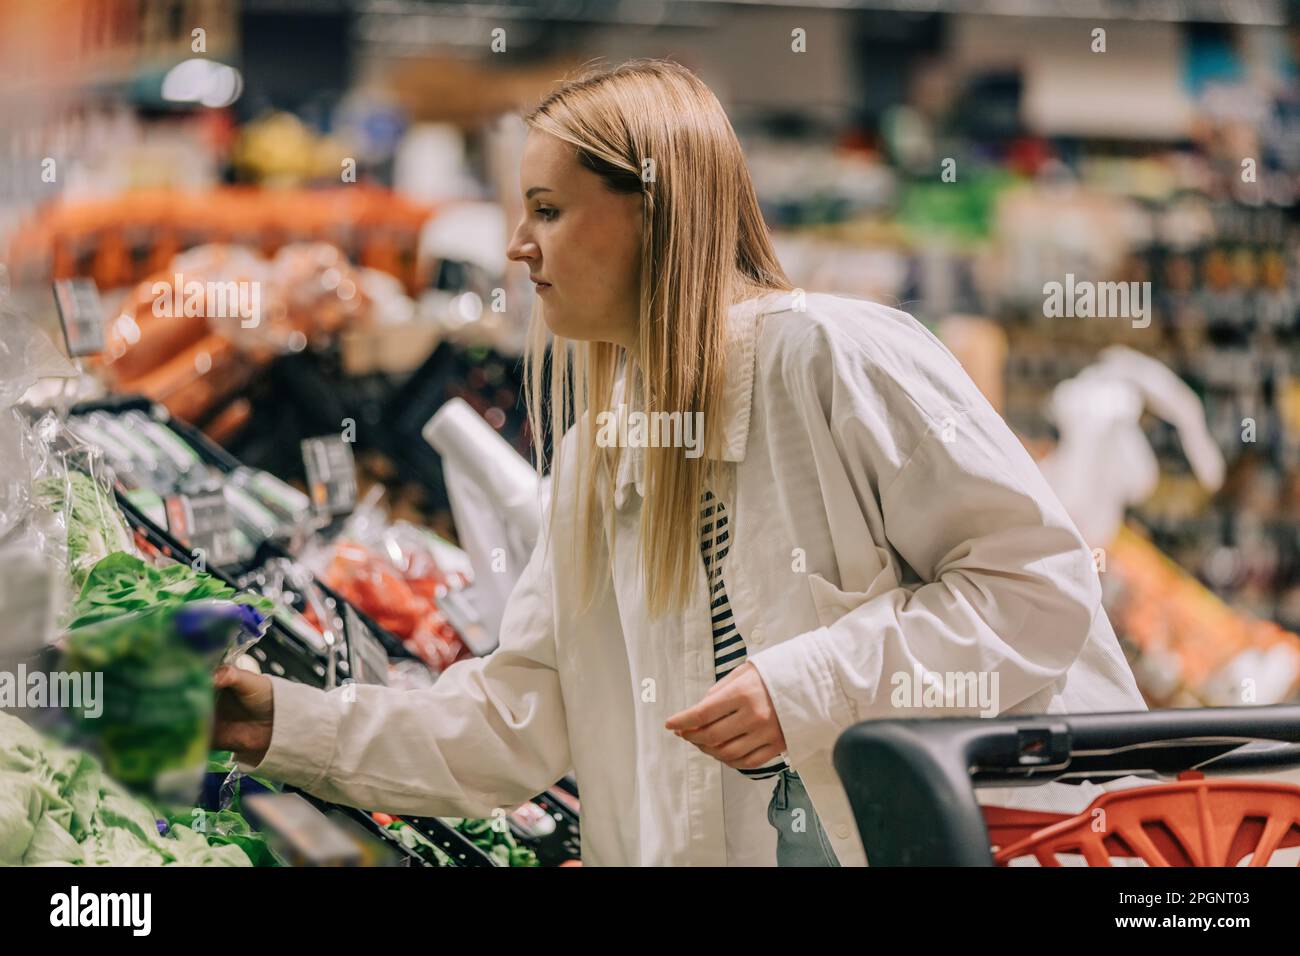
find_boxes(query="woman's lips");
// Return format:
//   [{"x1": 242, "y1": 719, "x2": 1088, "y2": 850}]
[{"x1": 534, "y1": 281, "x2": 552, "y2": 293}]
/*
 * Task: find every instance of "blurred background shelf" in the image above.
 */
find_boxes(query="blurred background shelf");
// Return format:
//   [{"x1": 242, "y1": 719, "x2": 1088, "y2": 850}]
[{"x1": 4, "y1": 0, "x2": 1300, "y2": 720}]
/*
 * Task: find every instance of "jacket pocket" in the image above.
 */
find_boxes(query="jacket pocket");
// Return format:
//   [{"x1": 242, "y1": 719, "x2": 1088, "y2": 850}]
[{"x1": 806, "y1": 567, "x2": 897, "y2": 629}]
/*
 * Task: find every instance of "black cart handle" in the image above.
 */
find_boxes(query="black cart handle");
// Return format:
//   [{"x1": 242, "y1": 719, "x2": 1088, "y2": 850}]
[{"x1": 831, "y1": 706, "x2": 1300, "y2": 866}]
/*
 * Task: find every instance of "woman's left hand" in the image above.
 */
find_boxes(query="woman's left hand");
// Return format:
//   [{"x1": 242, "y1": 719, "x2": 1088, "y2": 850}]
[{"x1": 664, "y1": 662, "x2": 788, "y2": 771}]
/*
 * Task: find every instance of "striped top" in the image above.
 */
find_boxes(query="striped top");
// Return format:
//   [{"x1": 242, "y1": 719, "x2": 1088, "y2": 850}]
[{"x1": 700, "y1": 488, "x2": 788, "y2": 781}]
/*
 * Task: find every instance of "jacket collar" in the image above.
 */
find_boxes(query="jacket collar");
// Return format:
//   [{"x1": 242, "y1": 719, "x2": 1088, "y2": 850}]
[{"x1": 611, "y1": 290, "x2": 791, "y2": 509}]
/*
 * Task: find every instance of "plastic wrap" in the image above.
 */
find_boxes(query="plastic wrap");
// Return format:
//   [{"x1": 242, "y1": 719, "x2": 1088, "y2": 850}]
[
  {"x1": 32, "y1": 426, "x2": 138, "y2": 597},
  {"x1": 0, "y1": 308, "x2": 76, "y2": 542},
  {"x1": 239, "y1": 556, "x2": 342, "y2": 681},
  {"x1": 0, "y1": 310, "x2": 80, "y2": 663},
  {"x1": 60, "y1": 552, "x2": 272, "y2": 804},
  {"x1": 69, "y1": 407, "x2": 309, "y2": 557},
  {"x1": 422, "y1": 397, "x2": 544, "y2": 646},
  {"x1": 306, "y1": 539, "x2": 464, "y2": 673},
  {"x1": 272, "y1": 242, "x2": 368, "y2": 336},
  {"x1": 300, "y1": 496, "x2": 471, "y2": 673}
]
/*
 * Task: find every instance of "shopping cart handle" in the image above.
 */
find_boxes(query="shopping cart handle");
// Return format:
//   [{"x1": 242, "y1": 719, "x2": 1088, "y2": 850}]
[{"x1": 831, "y1": 706, "x2": 1300, "y2": 866}]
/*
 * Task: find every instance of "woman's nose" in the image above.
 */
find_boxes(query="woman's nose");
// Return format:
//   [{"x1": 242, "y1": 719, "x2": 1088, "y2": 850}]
[{"x1": 507, "y1": 222, "x2": 538, "y2": 263}]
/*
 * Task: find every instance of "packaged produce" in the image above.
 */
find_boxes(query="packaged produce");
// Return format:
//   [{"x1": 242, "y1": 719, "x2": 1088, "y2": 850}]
[
  {"x1": 65, "y1": 417, "x2": 140, "y2": 484},
  {"x1": 224, "y1": 481, "x2": 283, "y2": 543},
  {"x1": 71, "y1": 408, "x2": 308, "y2": 553},
  {"x1": 61, "y1": 552, "x2": 272, "y2": 802},
  {"x1": 0, "y1": 318, "x2": 79, "y2": 659},
  {"x1": 271, "y1": 241, "x2": 368, "y2": 335},
  {"x1": 230, "y1": 465, "x2": 312, "y2": 527},
  {"x1": 87, "y1": 411, "x2": 175, "y2": 487},
  {"x1": 123, "y1": 410, "x2": 205, "y2": 476},
  {"x1": 35, "y1": 469, "x2": 137, "y2": 593},
  {"x1": 299, "y1": 495, "x2": 478, "y2": 671},
  {"x1": 309, "y1": 538, "x2": 464, "y2": 673},
  {"x1": 123, "y1": 487, "x2": 167, "y2": 528}
]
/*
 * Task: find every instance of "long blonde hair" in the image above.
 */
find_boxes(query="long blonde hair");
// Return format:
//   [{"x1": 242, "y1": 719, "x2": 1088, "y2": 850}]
[{"x1": 522, "y1": 59, "x2": 791, "y2": 619}]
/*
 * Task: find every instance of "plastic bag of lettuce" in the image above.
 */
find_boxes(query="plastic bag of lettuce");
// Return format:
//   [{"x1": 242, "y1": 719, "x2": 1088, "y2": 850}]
[
  {"x1": 35, "y1": 468, "x2": 136, "y2": 596},
  {"x1": 60, "y1": 552, "x2": 272, "y2": 805}
]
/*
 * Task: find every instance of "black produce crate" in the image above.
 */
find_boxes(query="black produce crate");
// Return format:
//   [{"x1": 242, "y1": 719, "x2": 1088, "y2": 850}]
[
  {"x1": 69, "y1": 395, "x2": 415, "y2": 663},
  {"x1": 113, "y1": 489, "x2": 332, "y2": 687},
  {"x1": 516, "y1": 789, "x2": 581, "y2": 866},
  {"x1": 385, "y1": 814, "x2": 500, "y2": 868}
]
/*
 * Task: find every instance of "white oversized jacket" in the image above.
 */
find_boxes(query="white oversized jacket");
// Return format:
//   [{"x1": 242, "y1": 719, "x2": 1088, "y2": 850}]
[{"x1": 247, "y1": 290, "x2": 1147, "y2": 866}]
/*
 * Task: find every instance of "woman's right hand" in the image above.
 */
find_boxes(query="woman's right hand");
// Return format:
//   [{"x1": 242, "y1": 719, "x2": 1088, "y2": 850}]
[{"x1": 212, "y1": 664, "x2": 275, "y2": 767}]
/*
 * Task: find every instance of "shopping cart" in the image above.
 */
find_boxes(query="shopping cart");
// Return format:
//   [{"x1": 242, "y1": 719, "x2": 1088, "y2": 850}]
[{"x1": 832, "y1": 705, "x2": 1300, "y2": 866}]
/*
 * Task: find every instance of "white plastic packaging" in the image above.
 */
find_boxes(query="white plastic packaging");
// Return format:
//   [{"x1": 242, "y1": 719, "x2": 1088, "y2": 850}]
[{"x1": 422, "y1": 398, "x2": 545, "y2": 645}]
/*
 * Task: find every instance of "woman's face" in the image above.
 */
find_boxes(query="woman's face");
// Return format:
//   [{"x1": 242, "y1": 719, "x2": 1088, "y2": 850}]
[{"x1": 507, "y1": 130, "x2": 643, "y2": 349}]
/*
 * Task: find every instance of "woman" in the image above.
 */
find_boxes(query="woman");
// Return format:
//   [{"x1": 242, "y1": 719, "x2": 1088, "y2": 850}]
[{"x1": 214, "y1": 59, "x2": 1146, "y2": 867}]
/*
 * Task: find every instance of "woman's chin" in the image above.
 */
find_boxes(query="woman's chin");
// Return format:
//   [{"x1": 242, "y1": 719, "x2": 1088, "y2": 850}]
[
  {"x1": 539, "y1": 304, "x2": 562, "y2": 335},
  {"x1": 538, "y1": 305, "x2": 608, "y2": 344},
  {"x1": 540, "y1": 307, "x2": 581, "y2": 341}
]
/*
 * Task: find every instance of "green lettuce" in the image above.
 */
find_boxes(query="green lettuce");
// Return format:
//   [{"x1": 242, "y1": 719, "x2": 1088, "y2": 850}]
[
  {"x1": 62, "y1": 553, "x2": 273, "y2": 799},
  {"x1": 0, "y1": 711, "x2": 252, "y2": 867},
  {"x1": 167, "y1": 808, "x2": 280, "y2": 867},
  {"x1": 67, "y1": 551, "x2": 272, "y2": 635},
  {"x1": 35, "y1": 470, "x2": 135, "y2": 593}
]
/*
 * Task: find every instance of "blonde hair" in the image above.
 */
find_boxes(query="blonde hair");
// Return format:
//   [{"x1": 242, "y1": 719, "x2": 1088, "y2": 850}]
[{"x1": 522, "y1": 58, "x2": 791, "y2": 619}]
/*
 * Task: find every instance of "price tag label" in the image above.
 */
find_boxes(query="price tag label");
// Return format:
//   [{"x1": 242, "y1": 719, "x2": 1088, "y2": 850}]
[
  {"x1": 344, "y1": 604, "x2": 390, "y2": 686},
  {"x1": 52, "y1": 278, "x2": 105, "y2": 357},
  {"x1": 242, "y1": 793, "x2": 363, "y2": 867},
  {"x1": 164, "y1": 491, "x2": 240, "y2": 568},
  {"x1": 301, "y1": 436, "x2": 358, "y2": 517}
]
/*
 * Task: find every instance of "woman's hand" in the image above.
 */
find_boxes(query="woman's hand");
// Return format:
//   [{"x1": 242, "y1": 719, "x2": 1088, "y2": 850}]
[
  {"x1": 664, "y1": 662, "x2": 787, "y2": 770},
  {"x1": 212, "y1": 664, "x2": 275, "y2": 767}
]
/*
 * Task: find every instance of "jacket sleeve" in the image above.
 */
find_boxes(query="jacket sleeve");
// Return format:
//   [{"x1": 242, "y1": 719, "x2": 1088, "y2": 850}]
[
  {"x1": 748, "y1": 312, "x2": 1102, "y2": 767},
  {"x1": 241, "y1": 514, "x2": 571, "y2": 819}
]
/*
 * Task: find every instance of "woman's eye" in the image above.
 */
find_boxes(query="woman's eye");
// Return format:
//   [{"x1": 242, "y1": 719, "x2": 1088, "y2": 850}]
[{"x1": 535, "y1": 207, "x2": 558, "y2": 222}]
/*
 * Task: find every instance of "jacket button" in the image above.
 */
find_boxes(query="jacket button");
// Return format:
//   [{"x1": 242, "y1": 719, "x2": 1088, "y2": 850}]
[
  {"x1": 836, "y1": 824, "x2": 851, "y2": 839},
  {"x1": 749, "y1": 626, "x2": 765, "y2": 647}
]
